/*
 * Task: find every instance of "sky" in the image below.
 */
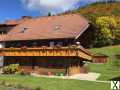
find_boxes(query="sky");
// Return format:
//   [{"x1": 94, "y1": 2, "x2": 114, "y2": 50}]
[{"x1": 0, "y1": 0, "x2": 97, "y2": 22}]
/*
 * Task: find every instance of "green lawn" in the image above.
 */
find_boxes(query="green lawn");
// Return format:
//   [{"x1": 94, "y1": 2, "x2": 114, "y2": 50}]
[
  {"x1": 89, "y1": 45, "x2": 120, "y2": 80},
  {"x1": 0, "y1": 85, "x2": 22, "y2": 90},
  {"x1": 0, "y1": 75, "x2": 109, "y2": 90}
]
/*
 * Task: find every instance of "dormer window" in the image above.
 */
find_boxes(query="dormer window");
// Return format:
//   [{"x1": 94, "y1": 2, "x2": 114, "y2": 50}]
[
  {"x1": 20, "y1": 27, "x2": 28, "y2": 33},
  {"x1": 54, "y1": 25, "x2": 61, "y2": 31}
]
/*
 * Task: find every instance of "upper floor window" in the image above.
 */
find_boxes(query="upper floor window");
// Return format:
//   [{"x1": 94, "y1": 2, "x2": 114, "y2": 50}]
[
  {"x1": 50, "y1": 41, "x2": 55, "y2": 47},
  {"x1": 0, "y1": 31, "x2": 7, "y2": 34}
]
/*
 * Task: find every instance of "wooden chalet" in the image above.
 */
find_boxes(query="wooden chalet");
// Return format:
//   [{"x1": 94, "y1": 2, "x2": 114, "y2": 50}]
[{"x1": 0, "y1": 14, "x2": 95, "y2": 75}]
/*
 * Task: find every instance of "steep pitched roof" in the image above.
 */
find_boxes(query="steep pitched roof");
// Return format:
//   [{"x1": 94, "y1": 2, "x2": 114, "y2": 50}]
[{"x1": 0, "y1": 14, "x2": 89, "y2": 41}]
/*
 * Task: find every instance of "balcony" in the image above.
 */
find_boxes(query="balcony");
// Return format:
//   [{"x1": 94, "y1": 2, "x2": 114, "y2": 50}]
[{"x1": 0, "y1": 47, "x2": 93, "y2": 61}]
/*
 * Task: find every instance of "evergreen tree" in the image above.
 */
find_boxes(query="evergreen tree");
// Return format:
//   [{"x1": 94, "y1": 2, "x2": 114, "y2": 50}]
[{"x1": 48, "y1": 12, "x2": 52, "y2": 16}]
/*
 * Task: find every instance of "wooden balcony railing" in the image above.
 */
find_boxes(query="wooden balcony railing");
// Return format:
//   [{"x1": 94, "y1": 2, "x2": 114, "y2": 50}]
[{"x1": 0, "y1": 47, "x2": 93, "y2": 61}]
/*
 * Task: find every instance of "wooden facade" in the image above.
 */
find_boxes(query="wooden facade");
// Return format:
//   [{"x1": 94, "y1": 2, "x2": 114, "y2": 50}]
[
  {"x1": 93, "y1": 55, "x2": 108, "y2": 63},
  {"x1": 0, "y1": 48, "x2": 92, "y2": 60}
]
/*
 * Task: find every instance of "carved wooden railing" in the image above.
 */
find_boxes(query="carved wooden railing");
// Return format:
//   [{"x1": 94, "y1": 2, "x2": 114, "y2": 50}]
[{"x1": 0, "y1": 47, "x2": 93, "y2": 61}]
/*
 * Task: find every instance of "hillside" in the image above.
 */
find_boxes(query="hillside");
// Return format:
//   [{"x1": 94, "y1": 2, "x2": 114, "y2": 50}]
[
  {"x1": 77, "y1": 3, "x2": 120, "y2": 19},
  {"x1": 62, "y1": 2, "x2": 120, "y2": 23},
  {"x1": 71, "y1": 2, "x2": 120, "y2": 47}
]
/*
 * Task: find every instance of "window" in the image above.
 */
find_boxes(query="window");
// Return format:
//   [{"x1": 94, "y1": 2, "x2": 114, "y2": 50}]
[
  {"x1": 50, "y1": 41, "x2": 55, "y2": 47},
  {"x1": 54, "y1": 25, "x2": 61, "y2": 31},
  {"x1": 20, "y1": 27, "x2": 28, "y2": 33},
  {"x1": 56, "y1": 42, "x2": 63, "y2": 46},
  {"x1": 0, "y1": 31, "x2": 7, "y2": 34}
]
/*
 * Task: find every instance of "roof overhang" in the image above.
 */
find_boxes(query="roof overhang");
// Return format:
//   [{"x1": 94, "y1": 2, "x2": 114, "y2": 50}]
[{"x1": 75, "y1": 24, "x2": 90, "y2": 40}]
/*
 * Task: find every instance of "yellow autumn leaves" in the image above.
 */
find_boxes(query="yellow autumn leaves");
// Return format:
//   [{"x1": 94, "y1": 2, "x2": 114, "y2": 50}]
[{"x1": 96, "y1": 16, "x2": 120, "y2": 40}]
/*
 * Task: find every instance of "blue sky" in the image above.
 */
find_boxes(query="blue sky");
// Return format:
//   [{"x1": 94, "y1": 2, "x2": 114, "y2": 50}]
[{"x1": 0, "y1": 0, "x2": 97, "y2": 22}]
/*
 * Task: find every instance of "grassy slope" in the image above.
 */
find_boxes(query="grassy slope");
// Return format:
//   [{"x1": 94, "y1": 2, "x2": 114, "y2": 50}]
[
  {"x1": 0, "y1": 75, "x2": 109, "y2": 90},
  {"x1": 89, "y1": 45, "x2": 120, "y2": 80}
]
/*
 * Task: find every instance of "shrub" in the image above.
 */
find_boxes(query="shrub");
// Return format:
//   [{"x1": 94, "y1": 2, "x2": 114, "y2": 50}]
[{"x1": 2, "y1": 64, "x2": 20, "y2": 74}]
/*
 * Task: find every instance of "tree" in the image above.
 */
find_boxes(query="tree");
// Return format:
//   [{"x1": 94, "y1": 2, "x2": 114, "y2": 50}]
[
  {"x1": 48, "y1": 12, "x2": 52, "y2": 16},
  {"x1": 94, "y1": 16, "x2": 120, "y2": 47},
  {"x1": 114, "y1": 17, "x2": 120, "y2": 40},
  {"x1": 97, "y1": 0, "x2": 118, "y2": 3}
]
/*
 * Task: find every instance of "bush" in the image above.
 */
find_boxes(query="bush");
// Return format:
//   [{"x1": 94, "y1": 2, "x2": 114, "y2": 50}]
[{"x1": 2, "y1": 64, "x2": 20, "y2": 74}]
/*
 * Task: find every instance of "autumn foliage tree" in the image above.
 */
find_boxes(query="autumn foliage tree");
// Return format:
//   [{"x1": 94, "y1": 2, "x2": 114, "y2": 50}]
[{"x1": 94, "y1": 16, "x2": 120, "y2": 47}]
